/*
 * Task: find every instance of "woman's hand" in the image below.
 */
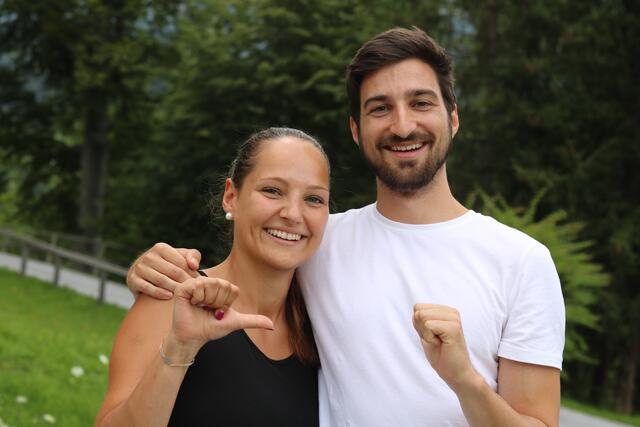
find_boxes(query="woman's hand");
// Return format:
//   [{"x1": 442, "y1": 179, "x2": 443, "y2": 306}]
[{"x1": 170, "y1": 276, "x2": 275, "y2": 349}]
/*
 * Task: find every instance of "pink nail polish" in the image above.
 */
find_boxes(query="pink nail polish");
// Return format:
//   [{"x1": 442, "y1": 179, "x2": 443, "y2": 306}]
[{"x1": 214, "y1": 310, "x2": 225, "y2": 320}]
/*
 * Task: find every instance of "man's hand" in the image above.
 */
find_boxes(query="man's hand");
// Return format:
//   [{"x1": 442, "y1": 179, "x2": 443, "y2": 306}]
[
  {"x1": 127, "y1": 242, "x2": 202, "y2": 299},
  {"x1": 412, "y1": 304, "x2": 480, "y2": 393}
]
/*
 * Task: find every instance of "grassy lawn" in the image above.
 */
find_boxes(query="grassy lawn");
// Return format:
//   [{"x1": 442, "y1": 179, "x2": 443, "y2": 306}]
[
  {"x1": 562, "y1": 398, "x2": 640, "y2": 426},
  {"x1": 0, "y1": 268, "x2": 126, "y2": 427}
]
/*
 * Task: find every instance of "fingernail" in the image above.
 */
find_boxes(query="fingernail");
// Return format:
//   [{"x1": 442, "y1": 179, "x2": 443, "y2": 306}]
[{"x1": 214, "y1": 310, "x2": 225, "y2": 320}]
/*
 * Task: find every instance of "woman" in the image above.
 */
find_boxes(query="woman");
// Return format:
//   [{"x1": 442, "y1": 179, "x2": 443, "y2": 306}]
[{"x1": 95, "y1": 127, "x2": 331, "y2": 426}]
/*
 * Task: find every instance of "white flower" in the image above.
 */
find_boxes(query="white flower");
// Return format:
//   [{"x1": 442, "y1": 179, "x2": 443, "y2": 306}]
[
  {"x1": 70, "y1": 366, "x2": 84, "y2": 377},
  {"x1": 0, "y1": 415, "x2": 9, "y2": 427},
  {"x1": 15, "y1": 395, "x2": 28, "y2": 404},
  {"x1": 42, "y1": 414, "x2": 56, "y2": 424},
  {"x1": 99, "y1": 354, "x2": 109, "y2": 365}
]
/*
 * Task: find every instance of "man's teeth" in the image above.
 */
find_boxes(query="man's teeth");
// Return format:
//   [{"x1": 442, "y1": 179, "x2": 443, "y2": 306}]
[
  {"x1": 266, "y1": 229, "x2": 302, "y2": 241},
  {"x1": 390, "y1": 143, "x2": 423, "y2": 152}
]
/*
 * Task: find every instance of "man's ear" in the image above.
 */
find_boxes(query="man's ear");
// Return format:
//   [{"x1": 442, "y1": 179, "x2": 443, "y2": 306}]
[
  {"x1": 349, "y1": 116, "x2": 360, "y2": 146},
  {"x1": 222, "y1": 178, "x2": 237, "y2": 215},
  {"x1": 450, "y1": 104, "x2": 460, "y2": 139}
]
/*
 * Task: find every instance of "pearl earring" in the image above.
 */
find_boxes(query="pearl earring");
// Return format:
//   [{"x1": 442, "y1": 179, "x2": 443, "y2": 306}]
[{"x1": 225, "y1": 212, "x2": 233, "y2": 221}]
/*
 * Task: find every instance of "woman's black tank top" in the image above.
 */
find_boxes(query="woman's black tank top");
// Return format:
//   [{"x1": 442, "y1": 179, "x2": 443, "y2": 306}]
[{"x1": 167, "y1": 272, "x2": 318, "y2": 426}]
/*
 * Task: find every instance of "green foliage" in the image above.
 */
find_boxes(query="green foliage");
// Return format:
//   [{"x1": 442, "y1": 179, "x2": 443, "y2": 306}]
[
  {"x1": 453, "y1": 0, "x2": 640, "y2": 410},
  {"x1": 469, "y1": 191, "x2": 609, "y2": 364},
  {"x1": 0, "y1": 0, "x2": 178, "y2": 239},
  {"x1": 99, "y1": 0, "x2": 457, "y2": 265},
  {"x1": 0, "y1": 268, "x2": 125, "y2": 427}
]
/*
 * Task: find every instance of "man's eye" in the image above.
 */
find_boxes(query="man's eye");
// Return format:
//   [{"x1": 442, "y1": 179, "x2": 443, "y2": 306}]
[
  {"x1": 369, "y1": 105, "x2": 389, "y2": 115},
  {"x1": 414, "y1": 100, "x2": 432, "y2": 109}
]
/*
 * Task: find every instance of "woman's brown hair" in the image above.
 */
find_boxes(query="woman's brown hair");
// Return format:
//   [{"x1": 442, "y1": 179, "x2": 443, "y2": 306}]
[{"x1": 226, "y1": 127, "x2": 328, "y2": 366}]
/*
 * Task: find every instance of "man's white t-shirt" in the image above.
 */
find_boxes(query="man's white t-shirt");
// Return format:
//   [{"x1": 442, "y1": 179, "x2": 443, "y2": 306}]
[{"x1": 298, "y1": 204, "x2": 565, "y2": 427}]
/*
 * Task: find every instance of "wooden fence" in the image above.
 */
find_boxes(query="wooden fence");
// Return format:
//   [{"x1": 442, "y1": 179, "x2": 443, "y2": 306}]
[{"x1": 0, "y1": 228, "x2": 128, "y2": 303}]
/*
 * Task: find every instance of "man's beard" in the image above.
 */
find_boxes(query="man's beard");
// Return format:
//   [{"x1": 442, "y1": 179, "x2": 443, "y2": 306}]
[{"x1": 359, "y1": 128, "x2": 452, "y2": 195}]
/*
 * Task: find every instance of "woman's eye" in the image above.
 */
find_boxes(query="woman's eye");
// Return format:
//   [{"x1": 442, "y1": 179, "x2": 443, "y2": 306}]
[
  {"x1": 306, "y1": 196, "x2": 325, "y2": 205},
  {"x1": 261, "y1": 187, "x2": 281, "y2": 196}
]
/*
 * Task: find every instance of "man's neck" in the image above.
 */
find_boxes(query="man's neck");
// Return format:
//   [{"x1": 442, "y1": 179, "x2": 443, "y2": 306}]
[{"x1": 375, "y1": 165, "x2": 468, "y2": 224}]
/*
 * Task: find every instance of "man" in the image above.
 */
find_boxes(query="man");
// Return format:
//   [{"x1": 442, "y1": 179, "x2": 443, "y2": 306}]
[{"x1": 128, "y1": 27, "x2": 565, "y2": 426}]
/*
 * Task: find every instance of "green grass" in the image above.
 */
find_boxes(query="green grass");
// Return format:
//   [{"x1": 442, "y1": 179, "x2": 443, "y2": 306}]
[
  {"x1": 562, "y1": 398, "x2": 640, "y2": 426},
  {"x1": 0, "y1": 268, "x2": 126, "y2": 427}
]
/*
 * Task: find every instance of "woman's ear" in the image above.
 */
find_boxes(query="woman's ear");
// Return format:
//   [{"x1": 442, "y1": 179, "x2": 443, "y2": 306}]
[{"x1": 222, "y1": 178, "x2": 237, "y2": 215}]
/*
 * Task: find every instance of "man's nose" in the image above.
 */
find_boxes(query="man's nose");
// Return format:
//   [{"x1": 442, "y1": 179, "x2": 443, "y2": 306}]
[{"x1": 389, "y1": 107, "x2": 417, "y2": 138}]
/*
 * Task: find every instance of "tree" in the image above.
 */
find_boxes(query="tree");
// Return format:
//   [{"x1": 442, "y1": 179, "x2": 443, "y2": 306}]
[
  {"x1": 102, "y1": 0, "x2": 458, "y2": 265},
  {"x1": 454, "y1": 0, "x2": 640, "y2": 412},
  {"x1": 0, "y1": 0, "x2": 177, "y2": 253}
]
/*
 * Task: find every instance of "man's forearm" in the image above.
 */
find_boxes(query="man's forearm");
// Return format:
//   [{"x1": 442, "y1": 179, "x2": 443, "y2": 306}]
[{"x1": 455, "y1": 374, "x2": 553, "y2": 427}]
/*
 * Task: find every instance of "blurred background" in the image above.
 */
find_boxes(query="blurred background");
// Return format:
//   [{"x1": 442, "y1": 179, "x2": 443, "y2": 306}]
[{"x1": 0, "y1": 0, "x2": 638, "y2": 423}]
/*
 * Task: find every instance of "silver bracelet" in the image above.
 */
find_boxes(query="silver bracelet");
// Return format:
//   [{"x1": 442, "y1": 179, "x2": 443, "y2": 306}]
[{"x1": 159, "y1": 339, "x2": 195, "y2": 367}]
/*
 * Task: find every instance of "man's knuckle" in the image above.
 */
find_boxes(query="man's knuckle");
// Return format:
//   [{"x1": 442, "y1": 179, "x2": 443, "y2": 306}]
[
  {"x1": 167, "y1": 266, "x2": 179, "y2": 278},
  {"x1": 158, "y1": 275, "x2": 170, "y2": 288}
]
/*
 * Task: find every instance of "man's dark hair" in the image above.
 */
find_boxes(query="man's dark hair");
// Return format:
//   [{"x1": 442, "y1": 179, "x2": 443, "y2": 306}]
[{"x1": 346, "y1": 26, "x2": 456, "y2": 125}]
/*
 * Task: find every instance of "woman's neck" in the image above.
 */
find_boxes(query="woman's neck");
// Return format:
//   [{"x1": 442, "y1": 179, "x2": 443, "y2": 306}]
[{"x1": 203, "y1": 248, "x2": 294, "y2": 322}]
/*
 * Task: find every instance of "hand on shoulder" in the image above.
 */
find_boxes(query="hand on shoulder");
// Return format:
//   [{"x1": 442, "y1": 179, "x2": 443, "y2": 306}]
[{"x1": 127, "y1": 242, "x2": 202, "y2": 299}]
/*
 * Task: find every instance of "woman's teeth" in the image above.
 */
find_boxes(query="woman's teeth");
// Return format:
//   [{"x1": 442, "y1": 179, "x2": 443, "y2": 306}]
[{"x1": 266, "y1": 228, "x2": 302, "y2": 241}]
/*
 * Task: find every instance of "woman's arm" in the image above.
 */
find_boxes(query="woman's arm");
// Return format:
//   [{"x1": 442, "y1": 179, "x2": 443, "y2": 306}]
[
  {"x1": 95, "y1": 277, "x2": 274, "y2": 427},
  {"x1": 94, "y1": 295, "x2": 195, "y2": 427}
]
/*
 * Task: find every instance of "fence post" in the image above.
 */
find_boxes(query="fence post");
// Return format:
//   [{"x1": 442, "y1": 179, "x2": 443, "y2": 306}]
[
  {"x1": 46, "y1": 233, "x2": 59, "y2": 263},
  {"x1": 92, "y1": 238, "x2": 104, "y2": 276},
  {"x1": 98, "y1": 271, "x2": 107, "y2": 304},
  {"x1": 53, "y1": 256, "x2": 61, "y2": 287},
  {"x1": 20, "y1": 244, "x2": 29, "y2": 274}
]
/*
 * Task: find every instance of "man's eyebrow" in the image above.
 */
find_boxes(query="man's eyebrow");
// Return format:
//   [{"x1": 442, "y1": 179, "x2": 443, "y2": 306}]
[
  {"x1": 363, "y1": 90, "x2": 439, "y2": 109},
  {"x1": 410, "y1": 89, "x2": 438, "y2": 98}
]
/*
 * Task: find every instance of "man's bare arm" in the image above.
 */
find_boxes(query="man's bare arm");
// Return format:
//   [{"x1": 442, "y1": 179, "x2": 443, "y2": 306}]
[{"x1": 413, "y1": 305, "x2": 559, "y2": 427}]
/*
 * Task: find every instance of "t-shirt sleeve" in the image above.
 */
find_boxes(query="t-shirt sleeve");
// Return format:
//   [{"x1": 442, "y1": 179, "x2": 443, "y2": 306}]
[{"x1": 498, "y1": 243, "x2": 565, "y2": 369}]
